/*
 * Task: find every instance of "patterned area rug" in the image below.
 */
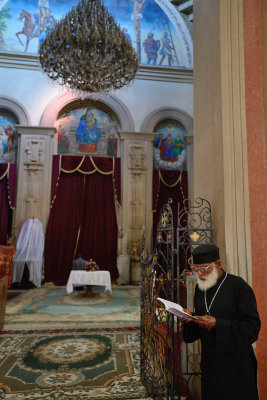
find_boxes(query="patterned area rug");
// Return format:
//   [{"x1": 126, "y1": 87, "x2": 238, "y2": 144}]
[
  {"x1": 0, "y1": 327, "x2": 151, "y2": 400},
  {"x1": 4, "y1": 285, "x2": 140, "y2": 330},
  {"x1": 7, "y1": 291, "x2": 24, "y2": 301}
]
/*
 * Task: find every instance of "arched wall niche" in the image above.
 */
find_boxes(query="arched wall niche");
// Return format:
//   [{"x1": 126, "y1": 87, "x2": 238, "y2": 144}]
[
  {"x1": 141, "y1": 106, "x2": 194, "y2": 201},
  {"x1": 0, "y1": 96, "x2": 31, "y2": 125},
  {"x1": 40, "y1": 92, "x2": 135, "y2": 131},
  {"x1": 140, "y1": 106, "x2": 193, "y2": 135}
]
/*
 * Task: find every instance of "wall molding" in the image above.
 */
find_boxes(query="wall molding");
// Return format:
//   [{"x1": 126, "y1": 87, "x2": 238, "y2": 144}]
[
  {"x1": 0, "y1": 96, "x2": 31, "y2": 125},
  {"x1": 0, "y1": 52, "x2": 193, "y2": 84},
  {"x1": 140, "y1": 106, "x2": 193, "y2": 134},
  {"x1": 40, "y1": 92, "x2": 135, "y2": 131}
]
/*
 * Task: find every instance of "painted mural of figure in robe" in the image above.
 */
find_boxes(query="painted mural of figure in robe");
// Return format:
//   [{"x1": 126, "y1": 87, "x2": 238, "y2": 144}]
[
  {"x1": 76, "y1": 109, "x2": 101, "y2": 154},
  {"x1": 173, "y1": 133, "x2": 184, "y2": 158},
  {"x1": 122, "y1": 27, "x2": 132, "y2": 45},
  {"x1": 57, "y1": 124, "x2": 69, "y2": 154},
  {"x1": 162, "y1": 134, "x2": 175, "y2": 162},
  {"x1": 159, "y1": 31, "x2": 174, "y2": 66},
  {"x1": 0, "y1": 113, "x2": 17, "y2": 163},
  {"x1": 107, "y1": 126, "x2": 118, "y2": 157},
  {"x1": 38, "y1": 0, "x2": 50, "y2": 33},
  {"x1": 143, "y1": 32, "x2": 159, "y2": 65},
  {"x1": 181, "y1": 244, "x2": 261, "y2": 400}
]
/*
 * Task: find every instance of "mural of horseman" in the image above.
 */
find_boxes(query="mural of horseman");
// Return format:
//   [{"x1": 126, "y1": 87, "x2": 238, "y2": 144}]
[
  {"x1": 16, "y1": 7, "x2": 56, "y2": 52},
  {"x1": 16, "y1": 10, "x2": 39, "y2": 52}
]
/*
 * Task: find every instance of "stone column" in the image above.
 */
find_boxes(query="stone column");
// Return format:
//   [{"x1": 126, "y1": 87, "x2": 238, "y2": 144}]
[
  {"x1": 194, "y1": 0, "x2": 252, "y2": 283},
  {"x1": 185, "y1": 135, "x2": 194, "y2": 202},
  {"x1": 13, "y1": 126, "x2": 55, "y2": 240},
  {"x1": 119, "y1": 132, "x2": 155, "y2": 283}
]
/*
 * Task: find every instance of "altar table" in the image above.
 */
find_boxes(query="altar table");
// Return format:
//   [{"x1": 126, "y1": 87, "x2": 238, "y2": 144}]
[{"x1": 66, "y1": 270, "x2": 112, "y2": 294}]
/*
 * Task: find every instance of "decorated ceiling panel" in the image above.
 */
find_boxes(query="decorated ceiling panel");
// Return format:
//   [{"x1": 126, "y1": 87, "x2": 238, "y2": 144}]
[{"x1": 0, "y1": 0, "x2": 192, "y2": 68}]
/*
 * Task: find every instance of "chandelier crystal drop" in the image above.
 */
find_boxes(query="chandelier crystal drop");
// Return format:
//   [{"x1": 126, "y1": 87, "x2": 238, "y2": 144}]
[{"x1": 39, "y1": 0, "x2": 139, "y2": 93}]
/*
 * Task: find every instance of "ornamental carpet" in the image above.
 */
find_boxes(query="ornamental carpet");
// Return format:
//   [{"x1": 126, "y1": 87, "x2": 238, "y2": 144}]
[
  {"x1": 0, "y1": 327, "x2": 152, "y2": 400},
  {"x1": 4, "y1": 285, "x2": 140, "y2": 330}
]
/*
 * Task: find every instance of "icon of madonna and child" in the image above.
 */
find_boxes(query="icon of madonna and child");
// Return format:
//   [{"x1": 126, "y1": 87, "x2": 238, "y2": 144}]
[
  {"x1": 76, "y1": 108, "x2": 101, "y2": 153},
  {"x1": 57, "y1": 107, "x2": 119, "y2": 157}
]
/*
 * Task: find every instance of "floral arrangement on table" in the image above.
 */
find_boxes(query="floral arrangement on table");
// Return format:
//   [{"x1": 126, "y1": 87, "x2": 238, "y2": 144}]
[{"x1": 83, "y1": 258, "x2": 100, "y2": 272}]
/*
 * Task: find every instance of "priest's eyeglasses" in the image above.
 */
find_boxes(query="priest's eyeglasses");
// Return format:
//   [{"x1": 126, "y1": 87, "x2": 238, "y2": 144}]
[{"x1": 190, "y1": 263, "x2": 213, "y2": 273}]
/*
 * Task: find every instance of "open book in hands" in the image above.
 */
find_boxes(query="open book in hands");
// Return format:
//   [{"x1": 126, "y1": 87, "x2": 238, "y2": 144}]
[{"x1": 157, "y1": 297, "x2": 198, "y2": 320}]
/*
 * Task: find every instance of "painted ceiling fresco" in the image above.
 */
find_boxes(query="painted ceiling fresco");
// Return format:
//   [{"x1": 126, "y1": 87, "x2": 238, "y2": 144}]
[{"x1": 0, "y1": 0, "x2": 192, "y2": 68}]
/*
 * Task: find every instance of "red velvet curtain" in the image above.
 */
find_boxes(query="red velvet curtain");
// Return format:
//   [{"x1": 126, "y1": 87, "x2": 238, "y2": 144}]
[
  {"x1": 153, "y1": 170, "x2": 188, "y2": 232},
  {"x1": 0, "y1": 164, "x2": 16, "y2": 245},
  {"x1": 44, "y1": 156, "x2": 120, "y2": 285},
  {"x1": 153, "y1": 169, "x2": 188, "y2": 272},
  {"x1": 78, "y1": 172, "x2": 118, "y2": 281},
  {"x1": 44, "y1": 172, "x2": 84, "y2": 285}
]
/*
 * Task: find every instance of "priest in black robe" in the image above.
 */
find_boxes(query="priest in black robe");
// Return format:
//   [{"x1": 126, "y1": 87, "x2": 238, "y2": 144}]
[
  {"x1": 182, "y1": 244, "x2": 261, "y2": 400},
  {"x1": 72, "y1": 253, "x2": 87, "y2": 271}
]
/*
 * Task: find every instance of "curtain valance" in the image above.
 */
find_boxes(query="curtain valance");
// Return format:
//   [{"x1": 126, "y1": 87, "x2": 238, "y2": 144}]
[
  {"x1": 153, "y1": 170, "x2": 186, "y2": 213},
  {"x1": 51, "y1": 155, "x2": 121, "y2": 208}
]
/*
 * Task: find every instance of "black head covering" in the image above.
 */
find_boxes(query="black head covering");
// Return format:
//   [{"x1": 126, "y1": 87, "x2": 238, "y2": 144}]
[{"x1": 192, "y1": 244, "x2": 220, "y2": 264}]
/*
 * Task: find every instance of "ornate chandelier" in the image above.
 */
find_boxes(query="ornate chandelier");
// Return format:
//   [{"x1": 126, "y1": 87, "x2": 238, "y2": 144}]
[{"x1": 39, "y1": 0, "x2": 139, "y2": 93}]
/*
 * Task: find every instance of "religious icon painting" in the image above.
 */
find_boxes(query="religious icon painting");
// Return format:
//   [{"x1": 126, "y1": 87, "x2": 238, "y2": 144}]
[
  {"x1": 0, "y1": 109, "x2": 18, "y2": 163},
  {"x1": 55, "y1": 106, "x2": 120, "y2": 158},
  {"x1": 153, "y1": 118, "x2": 187, "y2": 170}
]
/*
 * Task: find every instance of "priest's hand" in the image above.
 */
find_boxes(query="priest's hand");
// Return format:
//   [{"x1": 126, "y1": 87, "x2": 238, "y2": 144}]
[
  {"x1": 194, "y1": 315, "x2": 216, "y2": 330},
  {"x1": 181, "y1": 308, "x2": 194, "y2": 324}
]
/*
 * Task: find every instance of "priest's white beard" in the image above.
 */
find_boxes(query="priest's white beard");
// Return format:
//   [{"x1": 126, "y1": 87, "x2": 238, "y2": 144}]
[{"x1": 196, "y1": 265, "x2": 220, "y2": 291}]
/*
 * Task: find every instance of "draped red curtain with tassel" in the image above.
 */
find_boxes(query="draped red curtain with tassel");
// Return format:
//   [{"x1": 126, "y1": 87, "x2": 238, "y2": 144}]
[
  {"x1": 44, "y1": 156, "x2": 120, "y2": 285},
  {"x1": 153, "y1": 170, "x2": 188, "y2": 233},
  {"x1": 152, "y1": 169, "x2": 188, "y2": 272},
  {"x1": 0, "y1": 164, "x2": 16, "y2": 245}
]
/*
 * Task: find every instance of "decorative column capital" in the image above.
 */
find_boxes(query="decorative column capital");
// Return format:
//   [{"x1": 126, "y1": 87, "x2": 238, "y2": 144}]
[
  {"x1": 16, "y1": 126, "x2": 56, "y2": 137},
  {"x1": 119, "y1": 132, "x2": 155, "y2": 142}
]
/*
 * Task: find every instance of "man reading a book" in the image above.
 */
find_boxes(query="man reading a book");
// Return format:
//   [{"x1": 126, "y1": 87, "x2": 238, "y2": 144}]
[{"x1": 181, "y1": 244, "x2": 260, "y2": 400}]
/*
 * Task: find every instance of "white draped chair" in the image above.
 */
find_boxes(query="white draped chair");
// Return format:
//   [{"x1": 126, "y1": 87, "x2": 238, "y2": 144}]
[{"x1": 12, "y1": 218, "x2": 44, "y2": 288}]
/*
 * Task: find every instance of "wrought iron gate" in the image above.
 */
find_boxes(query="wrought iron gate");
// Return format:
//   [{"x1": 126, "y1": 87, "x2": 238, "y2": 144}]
[{"x1": 140, "y1": 197, "x2": 214, "y2": 400}]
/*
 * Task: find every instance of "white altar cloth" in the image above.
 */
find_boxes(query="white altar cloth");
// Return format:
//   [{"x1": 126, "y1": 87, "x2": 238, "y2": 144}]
[{"x1": 66, "y1": 270, "x2": 112, "y2": 294}]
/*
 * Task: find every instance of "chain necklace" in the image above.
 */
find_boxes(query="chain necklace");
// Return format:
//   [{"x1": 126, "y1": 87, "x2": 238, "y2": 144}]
[{"x1": 204, "y1": 272, "x2": 228, "y2": 315}]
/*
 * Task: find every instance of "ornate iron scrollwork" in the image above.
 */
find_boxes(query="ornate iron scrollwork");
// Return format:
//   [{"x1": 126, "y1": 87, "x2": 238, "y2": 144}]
[{"x1": 141, "y1": 197, "x2": 213, "y2": 400}]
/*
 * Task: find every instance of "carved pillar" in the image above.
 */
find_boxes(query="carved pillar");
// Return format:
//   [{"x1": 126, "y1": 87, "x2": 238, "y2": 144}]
[
  {"x1": 194, "y1": 0, "x2": 252, "y2": 283},
  {"x1": 185, "y1": 135, "x2": 194, "y2": 203},
  {"x1": 119, "y1": 132, "x2": 155, "y2": 282},
  {"x1": 13, "y1": 126, "x2": 55, "y2": 240}
]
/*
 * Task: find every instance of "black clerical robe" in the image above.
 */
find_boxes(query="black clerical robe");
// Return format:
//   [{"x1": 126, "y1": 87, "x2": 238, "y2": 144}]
[
  {"x1": 183, "y1": 271, "x2": 261, "y2": 400},
  {"x1": 72, "y1": 257, "x2": 87, "y2": 271}
]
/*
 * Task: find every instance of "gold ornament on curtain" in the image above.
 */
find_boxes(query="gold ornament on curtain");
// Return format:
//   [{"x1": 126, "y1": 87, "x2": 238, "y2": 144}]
[{"x1": 39, "y1": 0, "x2": 139, "y2": 93}]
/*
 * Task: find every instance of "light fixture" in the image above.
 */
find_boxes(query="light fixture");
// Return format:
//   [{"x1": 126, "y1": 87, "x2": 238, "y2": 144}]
[{"x1": 39, "y1": 0, "x2": 139, "y2": 93}]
